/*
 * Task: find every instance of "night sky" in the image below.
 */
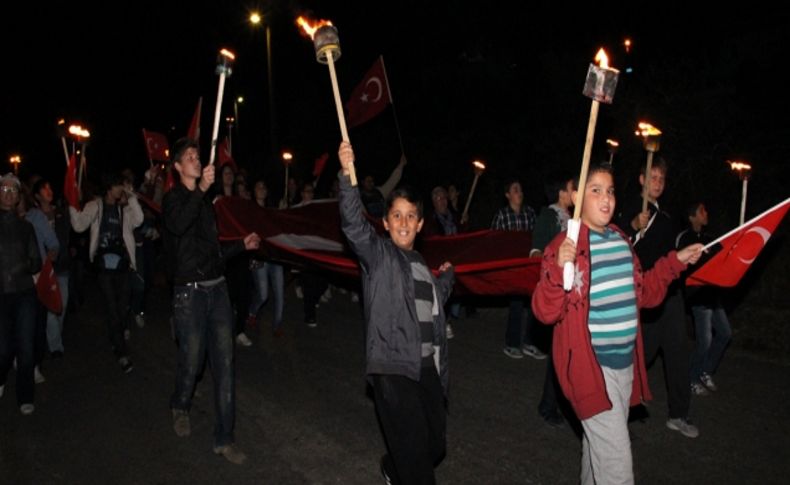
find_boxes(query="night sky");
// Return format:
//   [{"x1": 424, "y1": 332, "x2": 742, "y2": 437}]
[{"x1": 3, "y1": 2, "x2": 789, "y2": 228}]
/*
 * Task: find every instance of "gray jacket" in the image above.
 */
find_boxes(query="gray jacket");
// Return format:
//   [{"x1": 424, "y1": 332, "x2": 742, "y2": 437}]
[
  {"x1": 338, "y1": 174, "x2": 454, "y2": 394},
  {"x1": 0, "y1": 209, "x2": 41, "y2": 294}
]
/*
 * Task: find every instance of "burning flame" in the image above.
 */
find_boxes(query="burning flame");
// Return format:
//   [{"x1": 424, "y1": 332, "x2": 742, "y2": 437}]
[
  {"x1": 68, "y1": 125, "x2": 91, "y2": 138},
  {"x1": 635, "y1": 122, "x2": 661, "y2": 137},
  {"x1": 728, "y1": 160, "x2": 752, "y2": 171},
  {"x1": 606, "y1": 139, "x2": 619, "y2": 147},
  {"x1": 219, "y1": 49, "x2": 235, "y2": 61},
  {"x1": 9, "y1": 155, "x2": 21, "y2": 164},
  {"x1": 594, "y1": 48, "x2": 609, "y2": 69},
  {"x1": 296, "y1": 16, "x2": 333, "y2": 39},
  {"x1": 624, "y1": 38, "x2": 632, "y2": 53},
  {"x1": 473, "y1": 160, "x2": 486, "y2": 170},
  {"x1": 282, "y1": 151, "x2": 293, "y2": 162}
]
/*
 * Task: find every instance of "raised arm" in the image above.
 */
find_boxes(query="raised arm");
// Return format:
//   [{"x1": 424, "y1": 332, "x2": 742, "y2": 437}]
[{"x1": 377, "y1": 153, "x2": 407, "y2": 199}]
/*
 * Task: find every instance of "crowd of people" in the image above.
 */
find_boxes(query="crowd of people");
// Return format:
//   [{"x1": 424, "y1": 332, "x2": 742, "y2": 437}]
[{"x1": 0, "y1": 139, "x2": 733, "y2": 483}]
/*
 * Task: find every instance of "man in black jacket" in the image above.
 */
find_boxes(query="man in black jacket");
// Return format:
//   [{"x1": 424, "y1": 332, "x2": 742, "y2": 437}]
[
  {"x1": 0, "y1": 173, "x2": 42, "y2": 415},
  {"x1": 163, "y1": 138, "x2": 260, "y2": 465}
]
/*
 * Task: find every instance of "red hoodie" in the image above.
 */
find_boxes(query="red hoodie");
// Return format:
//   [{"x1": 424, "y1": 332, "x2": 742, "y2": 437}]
[{"x1": 531, "y1": 223, "x2": 686, "y2": 420}]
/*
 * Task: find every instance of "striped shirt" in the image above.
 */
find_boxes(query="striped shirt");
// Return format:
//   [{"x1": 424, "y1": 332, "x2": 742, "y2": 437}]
[
  {"x1": 491, "y1": 205, "x2": 536, "y2": 232},
  {"x1": 404, "y1": 250, "x2": 438, "y2": 366},
  {"x1": 588, "y1": 228, "x2": 638, "y2": 369}
]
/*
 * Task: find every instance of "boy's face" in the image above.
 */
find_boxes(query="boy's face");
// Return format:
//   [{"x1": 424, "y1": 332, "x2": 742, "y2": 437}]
[
  {"x1": 383, "y1": 197, "x2": 424, "y2": 251},
  {"x1": 639, "y1": 167, "x2": 666, "y2": 201},
  {"x1": 690, "y1": 204, "x2": 708, "y2": 226},
  {"x1": 505, "y1": 182, "x2": 523, "y2": 208},
  {"x1": 558, "y1": 180, "x2": 574, "y2": 208},
  {"x1": 579, "y1": 171, "x2": 616, "y2": 232},
  {"x1": 175, "y1": 147, "x2": 201, "y2": 181}
]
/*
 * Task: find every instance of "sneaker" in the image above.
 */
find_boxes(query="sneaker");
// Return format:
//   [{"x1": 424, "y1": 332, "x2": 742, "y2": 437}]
[
  {"x1": 295, "y1": 285, "x2": 303, "y2": 299},
  {"x1": 20, "y1": 403, "x2": 35, "y2": 415},
  {"x1": 691, "y1": 382, "x2": 710, "y2": 396},
  {"x1": 305, "y1": 318, "x2": 317, "y2": 328},
  {"x1": 134, "y1": 313, "x2": 145, "y2": 328},
  {"x1": 522, "y1": 344, "x2": 547, "y2": 360},
  {"x1": 320, "y1": 287, "x2": 332, "y2": 303},
  {"x1": 119, "y1": 357, "x2": 134, "y2": 374},
  {"x1": 236, "y1": 332, "x2": 253, "y2": 347},
  {"x1": 350, "y1": 292, "x2": 359, "y2": 303},
  {"x1": 0, "y1": 384, "x2": 4, "y2": 398},
  {"x1": 503, "y1": 346, "x2": 524, "y2": 359},
  {"x1": 380, "y1": 455, "x2": 394, "y2": 485},
  {"x1": 124, "y1": 329, "x2": 131, "y2": 341},
  {"x1": 213, "y1": 443, "x2": 247, "y2": 465},
  {"x1": 446, "y1": 322, "x2": 455, "y2": 340},
  {"x1": 172, "y1": 409, "x2": 191, "y2": 437},
  {"x1": 666, "y1": 417, "x2": 699, "y2": 438},
  {"x1": 700, "y1": 372, "x2": 718, "y2": 392},
  {"x1": 34, "y1": 366, "x2": 46, "y2": 384}
]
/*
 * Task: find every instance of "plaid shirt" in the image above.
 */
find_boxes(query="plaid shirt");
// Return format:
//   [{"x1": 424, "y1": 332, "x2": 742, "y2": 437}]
[{"x1": 491, "y1": 205, "x2": 536, "y2": 232}]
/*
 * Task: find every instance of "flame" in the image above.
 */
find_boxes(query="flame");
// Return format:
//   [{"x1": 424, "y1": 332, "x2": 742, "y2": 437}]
[
  {"x1": 624, "y1": 38, "x2": 632, "y2": 53},
  {"x1": 635, "y1": 122, "x2": 661, "y2": 137},
  {"x1": 282, "y1": 151, "x2": 293, "y2": 162},
  {"x1": 68, "y1": 125, "x2": 90, "y2": 138},
  {"x1": 297, "y1": 16, "x2": 333, "y2": 39},
  {"x1": 9, "y1": 155, "x2": 21, "y2": 164},
  {"x1": 219, "y1": 49, "x2": 235, "y2": 61},
  {"x1": 606, "y1": 139, "x2": 619, "y2": 147},
  {"x1": 594, "y1": 48, "x2": 609, "y2": 69},
  {"x1": 57, "y1": 119, "x2": 65, "y2": 126},
  {"x1": 473, "y1": 160, "x2": 486, "y2": 170},
  {"x1": 728, "y1": 160, "x2": 752, "y2": 171}
]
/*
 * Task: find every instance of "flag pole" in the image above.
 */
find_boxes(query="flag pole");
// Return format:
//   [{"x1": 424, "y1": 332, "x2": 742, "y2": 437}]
[
  {"x1": 380, "y1": 55, "x2": 406, "y2": 156},
  {"x1": 209, "y1": 50, "x2": 235, "y2": 167},
  {"x1": 702, "y1": 197, "x2": 790, "y2": 251}
]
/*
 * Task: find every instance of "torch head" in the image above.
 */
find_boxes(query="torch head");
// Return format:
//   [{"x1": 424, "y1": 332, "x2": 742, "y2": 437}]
[
  {"x1": 314, "y1": 25, "x2": 341, "y2": 64},
  {"x1": 216, "y1": 49, "x2": 236, "y2": 77},
  {"x1": 636, "y1": 123, "x2": 662, "y2": 152},
  {"x1": 582, "y1": 49, "x2": 619, "y2": 104}
]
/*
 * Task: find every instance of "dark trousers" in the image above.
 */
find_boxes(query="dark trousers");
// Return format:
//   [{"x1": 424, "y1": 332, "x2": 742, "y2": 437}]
[
  {"x1": 538, "y1": 351, "x2": 563, "y2": 416},
  {"x1": 642, "y1": 291, "x2": 691, "y2": 419},
  {"x1": 170, "y1": 281, "x2": 236, "y2": 447},
  {"x1": 0, "y1": 289, "x2": 38, "y2": 405},
  {"x1": 372, "y1": 367, "x2": 446, "y2": 485},
  {"x1": 301, "y1": 272, "x2": 328, "y2": 322},
  {"x1": 97, "y1": 271, "x2": 130, "y2": 359}
]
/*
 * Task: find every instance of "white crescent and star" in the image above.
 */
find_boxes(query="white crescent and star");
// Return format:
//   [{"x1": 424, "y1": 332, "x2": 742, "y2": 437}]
[
  {"x1": 736, "y1": 226, "x2": 771, "y2": 264},
  {"x1": 360, "y1": 77, "x2": 383, "y2": 103}
]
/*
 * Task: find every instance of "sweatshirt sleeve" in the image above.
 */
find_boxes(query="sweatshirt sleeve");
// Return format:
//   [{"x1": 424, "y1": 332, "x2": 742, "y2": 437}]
[
  {"x1": 531, "y1": 237, "x2": 568, "y2": 325},
  {"x1": 338, "y1": 171, "x2": 383, "y2": 272},
  {"x1": 637, "y1": 251, "x2": 686, "y2": 309}
]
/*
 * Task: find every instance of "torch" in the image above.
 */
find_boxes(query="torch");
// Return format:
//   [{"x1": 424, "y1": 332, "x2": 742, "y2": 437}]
[
  {"x1": 564, "y1": 48, "x2": 619, "y2": 291},
  {"x1": 69, "y1": 125, "x2": 91, "y2": 190},
  {"x1": 208, "y1": 49, "x2": 235, "y2": 167},
  {"x1": 461, "y1": 160, "x2": 486, "y2": 224},
  {"x1": 9, "y1": 155, "x2": 21, "y2": 175},
  {"x1": 57, "y1": 119, "x2": 70, "y2": 167},
  {"x1": 729, "y1": 160, "x2": 752, "y2": 225},
  {"x1": 297, "y1": 16, "x2": 357, "y2": 186},
  {"x1": 635, "y1": 122, "x2": 662, "y2": 237},
  {"x1": 282, "y1": 150, "x2": 293, "y2": 207},
  {"x1": 606, "y1": 138, "x2": 619, "y2": 165}
]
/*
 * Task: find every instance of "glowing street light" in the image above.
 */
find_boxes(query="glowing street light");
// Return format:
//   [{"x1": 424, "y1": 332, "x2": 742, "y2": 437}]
[
  {"x1": 250, "y1": 11, "x2": 277, "y2": 163},
  {"x1": 9, "y1": 154, "x2": 21, "y2": 175}
]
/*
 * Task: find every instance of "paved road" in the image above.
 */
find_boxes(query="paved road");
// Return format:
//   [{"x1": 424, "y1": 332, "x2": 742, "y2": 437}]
[{"x1": 2, "y1": 276, "x2": 788, "y2": 484}]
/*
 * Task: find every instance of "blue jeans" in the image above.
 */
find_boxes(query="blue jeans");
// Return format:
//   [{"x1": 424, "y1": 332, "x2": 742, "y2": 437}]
[
  {"x1": 249, "y1": 262, "x2": 284, "y2": 329},
  {"x1": 690, "y1": 304, "x2": 731, "y2": 381},
  {"x1": 170, "y1": 281, "x2": 236, "y2": 447},
  {"x1": 0, "y1": 289, "x2": 38, "y2": 406}
]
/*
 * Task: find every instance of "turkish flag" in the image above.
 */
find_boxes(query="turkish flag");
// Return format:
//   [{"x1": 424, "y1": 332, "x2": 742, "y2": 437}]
[
  {"x1": 143, "y1": 129, "x2": 170, "y2": 162},
  {"x1": 313, "y1": 152, "x2": 329, "y2": 178},
  {"x1": 687, "y1": 197, "x2": 790, "y2": 287},
  {"x1": 218, "y1": 136, "x2": 238, "y2": 171},
  {"x1": 63, "y1": 153, "x2": 80, "y2": 209},
  {"x1": 36, "y1": 257, "x2": 63, "y2": 315},
  {"x1": 187, "y1": 97, "x2": 202, "y2": 142},
  {"x1": 346, "y1": 56, "x2": 392, "y2": 128}
]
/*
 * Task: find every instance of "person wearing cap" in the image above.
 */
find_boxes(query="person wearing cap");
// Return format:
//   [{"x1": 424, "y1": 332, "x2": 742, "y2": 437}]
[{"x1": 0, "y1": 173, "x2": 42, "y2": 415}]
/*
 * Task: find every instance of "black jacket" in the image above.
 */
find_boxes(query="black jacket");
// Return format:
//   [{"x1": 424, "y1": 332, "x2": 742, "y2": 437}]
[
  {"x1": 0, "y1": 209, "x2": 41, "y2": 294},
  {"x1": 162, "y1": 184, "x2": 243, "y2": 285},
  {"x1": 338, "y1": 173, "x2": 454, "y2": 394}
]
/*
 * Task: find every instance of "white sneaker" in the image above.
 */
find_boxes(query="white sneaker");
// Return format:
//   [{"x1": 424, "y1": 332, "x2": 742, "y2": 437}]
[
  {"x1": 666, "y1": 418, "x2": 699, "y2": 438},
  {"x1": 446, "y1": 323, "x2": 455, "y2": 339},
  {"x1": 691, "y1": 382, "x2": 710, "y2": 396},
  {"x1": 134, "y1": 313, "x2": 145, "y2": 328},
  {"x1": 20, "y1": 403, "x2": 35, "y2": 415},
  {"x1": 700, "y1": 372, "x2": 718, "y2": 392},
  {"x1": 521, "y1": 344, "x2": 547, "y2": 360},
  {"x1": 350, "y1": 292, "x2": 359, "y2": 303},
  {"x1": 295, "y1": 286, "x2": 303, "y2": 299},
  {"x1": 236, "y1": 332, "x2": 253, "y2": 347},
  {"x1": 34, "y1": 366, "x2": 46, "y2": 384},
  {"x1": 124, "y1": 329, "x2": 131, "y2": 341}
]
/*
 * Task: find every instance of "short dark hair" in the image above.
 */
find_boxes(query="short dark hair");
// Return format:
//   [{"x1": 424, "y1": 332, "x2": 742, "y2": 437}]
[
  {"x1": 685, "y1": 201, "x2": 704, "y2": 219},
  {"x1": 386, "y1": 186, "x2": 423, "y2": 219},
  {"x1": 639, "y1": 156, "x2": 667, "y2": 176},
  {"x1": 171, "y1": 137, "x2": 199, "y2": 164},
  {"x1": 503, "y1": 178, "x2": 520, "y2": 194},
  {"x1": 31, "y1": 177, "x2": 50, "y2": 197},
  {"x1": 544, "y1": 171, "x2": 574, "y2": 203},
  {"x1": 573, "y1": 162, "x2": 614, "y2": 189},
  {"x1": 101, "y1": 172, "x2": 125, "y2": 194}
]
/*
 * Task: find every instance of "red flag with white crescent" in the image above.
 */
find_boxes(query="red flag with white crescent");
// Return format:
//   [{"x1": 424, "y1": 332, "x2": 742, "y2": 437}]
[
  {"x1": 686, "y1": 197, "x2": 790, "y2": 287},
  {"x1": 346, "y1": 56, "x2": 392, "y2": 128},
  {"x1": 36, "y1": 257, "x2": 63, "y2": 314},
  {"x1": 143, "y1": 129, "x2": 170, "y2": 162}
]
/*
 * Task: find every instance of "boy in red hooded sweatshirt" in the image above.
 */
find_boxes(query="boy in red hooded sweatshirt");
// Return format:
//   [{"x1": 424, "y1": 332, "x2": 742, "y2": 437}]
[{"x1": 532, "y1": 163, "x2": 702, "y2": 484}]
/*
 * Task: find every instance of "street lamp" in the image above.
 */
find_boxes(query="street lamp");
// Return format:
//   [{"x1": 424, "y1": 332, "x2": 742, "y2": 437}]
[
  {"x1": 281, "y1": 150, "x2": 293, "y2": 207},
  {"x1": 9, "y1": 154, "x2": 21, "y2": 175},
  {"x1": 226, "y1": 115, "x2": 235, "y2": 153},
  {"x1": 250, "y1": 11, "x2": 277, "y2": 164}
]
